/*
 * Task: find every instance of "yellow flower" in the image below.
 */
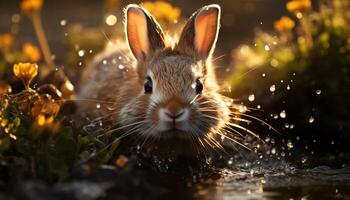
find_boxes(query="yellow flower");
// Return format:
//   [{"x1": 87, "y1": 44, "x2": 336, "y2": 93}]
[
  {"x1": 286, "y1": 0, "x2": 312, "y2": 14},
  {"x1": 22, "y1": 42, "x2": 41, "y2": 62},
  {"x1": 274, "y1": 16, "x2": 295, "y2": 32},
  {"x1": 36, "y1": 114, "x2": 54, "y2": 126},
  {"x1": 13, "y1": 63, "x2": 38, "y2": 88},
  {"x1": 34, "y1": 113, "x2": 61, "y2": 134},
  {"x1": 142, "y1": 1, "x2": 181, "y2": 23},
  {"x1": 20, "y1": 0, "x2": 43, "y2": 13},
  {"x1": 0, "y1": 33, "x2": 14, "y2": 49}
]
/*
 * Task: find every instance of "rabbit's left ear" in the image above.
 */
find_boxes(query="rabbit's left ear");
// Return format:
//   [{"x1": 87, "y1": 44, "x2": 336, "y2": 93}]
[{"x1": 177, "y1": 5, "x2": 221, "y2": 60}]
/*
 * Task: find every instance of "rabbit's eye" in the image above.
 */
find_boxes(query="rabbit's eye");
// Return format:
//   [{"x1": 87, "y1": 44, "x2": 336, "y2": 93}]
[
  {"x1": 195, "y1": 79, "x2": 203, "y2": 94},
  {"x1": 144, "y1": 76, "x2": 153, "y2": 94}
]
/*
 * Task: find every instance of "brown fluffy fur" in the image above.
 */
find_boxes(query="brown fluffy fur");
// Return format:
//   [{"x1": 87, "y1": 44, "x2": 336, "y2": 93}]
[{"x1": 78, "y1": 4, "x2": 231, "y2": 155}]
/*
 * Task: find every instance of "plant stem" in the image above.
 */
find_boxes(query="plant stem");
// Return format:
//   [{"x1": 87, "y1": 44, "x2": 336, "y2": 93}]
[
  {"x1": 44, "y1": 137, "x2": 52, "y2": 181},
  {"x1": 31, "y1": 12, "x2": 55, "y2": 70}
]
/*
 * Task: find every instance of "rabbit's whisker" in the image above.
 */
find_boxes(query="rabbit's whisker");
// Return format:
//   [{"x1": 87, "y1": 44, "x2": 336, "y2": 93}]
[
  {"x1": 226, "y1": 122, "x2": 264, "y2": 143},
  {"x1": 231, "y1": 112, "x2": 280, "y2": 134},
  {"x1": 105, "y1": 120, "x2": 147, "y2": 136},
  {"x1": 215, "y1": 131, "x2": 252, "y2": 151}
]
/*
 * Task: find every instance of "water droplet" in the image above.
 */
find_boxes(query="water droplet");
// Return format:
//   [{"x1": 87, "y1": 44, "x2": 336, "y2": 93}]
[
  {"x1": 60, "y1": 19, "x2": 67, "y2": 26},
  {"x1": 264, "y1": 44, "x2": 270, "y2": 51},
  {"x1": 118, "y1": 64, "x2": 125, "y2": 70},
  {"x1": 89, "y1": 49, "x2": 93, "y2": 54},
  {"x1": 257, "y1": 105, "x2": 261, "y2": 109},
  {"x1": 105, "y1": 14, "x2": 117, "y2": 26},
  {"x1": 102, "y1": 60, "x2": 107, "y2": 65},
  {"x1": 316, "y1": 89, "x2": 322, "y2": 95},
  {"x1": 289, "y1": 124, "x2": 294, "y2": 129},
  {"x1": 248, "y1": 94, "x2": 255, "y2": 102},
  {"x1": 262, "y1": 73, "x2": 266, "y2": 77},
  {"x1": 271, "y1": 148, "x2": 276, "y2": 154},
  {"x1": 96, "y1": 104, "x2": 101, "y2": 109},
  {"x1": 227, "y1": 160, "x2": 233, "y2": 165},
  {"x1": 269, "y1": 84, "x2": 276, "y2": 92},
  {"x1": 308, "y1": 116, "x2": 315, "y2": 123},
  {"x1": 301, "y1": 157, "x2": 308, "y2": 163},
  {"x1": 287, "y1": 141, "x2": 294, "y2": 149},
  {"x1": 270, "y1": 59, "x2": 279, "y2": 67},
  {"x1": 78, "y1": 50, "x2": 85, "y2": 57},
  {"x1": 280, "y1": 110, "x2": 287, "y2": 118},
  {"x1": 331, "y1": 140, "x2": 335, "y2": 145},
  {"x1": 287, "y1": 85, "x2": 291, "y2": 90},
  {"x1": 284, "y1": 123, "x2": 289, "y2": 128},
  {"x1": 273, "y1": 114, "x2": 278, "y2": 119}
]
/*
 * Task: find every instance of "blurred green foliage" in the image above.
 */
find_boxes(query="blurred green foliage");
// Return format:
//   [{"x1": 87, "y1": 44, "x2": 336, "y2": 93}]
[{"x1": 228, "y1": 0, "x2": 350, "y2": 152}]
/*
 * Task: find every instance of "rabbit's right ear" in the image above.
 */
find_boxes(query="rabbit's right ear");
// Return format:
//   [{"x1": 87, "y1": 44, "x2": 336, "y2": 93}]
[
  {"x1": 125, "y1": 4, "x2": 165, "y2": 61},
  {"x1": 177, "y1": 5, "x2": 221, "y2": 61}
]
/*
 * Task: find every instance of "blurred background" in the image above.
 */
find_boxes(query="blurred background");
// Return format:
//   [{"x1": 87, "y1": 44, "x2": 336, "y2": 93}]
[{"x1": 0, "y1": 0, "x2": 287, "y2": 66}]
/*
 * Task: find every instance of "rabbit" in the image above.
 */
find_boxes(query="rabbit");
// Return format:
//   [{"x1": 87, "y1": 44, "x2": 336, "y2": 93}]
[{"x1": 78, "y1": 4, "x2": 233, "y2": 155}]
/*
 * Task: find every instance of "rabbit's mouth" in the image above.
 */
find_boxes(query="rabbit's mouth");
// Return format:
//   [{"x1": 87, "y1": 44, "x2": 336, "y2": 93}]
[{"x1": 157, "y1": 120, "x2": 189, "y2": 133}]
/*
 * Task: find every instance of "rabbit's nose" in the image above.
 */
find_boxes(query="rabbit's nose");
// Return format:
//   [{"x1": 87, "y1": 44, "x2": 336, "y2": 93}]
[
  {"x1": 161, "y1": 100, "x2": 187, "y2": 121},
  {"x1": 165, "y1": 101, "x2": 183, "y2": 119},
  {"x1": 164, "y1": 109, "x2": 184, "y2": 120}
]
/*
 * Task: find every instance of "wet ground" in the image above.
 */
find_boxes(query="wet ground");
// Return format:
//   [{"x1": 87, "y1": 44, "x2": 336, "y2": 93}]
[{"x1": 5, "y1": 151, "x2": 349, "y2": 200}]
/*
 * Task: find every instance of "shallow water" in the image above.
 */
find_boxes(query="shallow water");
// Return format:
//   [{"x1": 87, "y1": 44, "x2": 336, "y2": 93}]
[
  {"x1": 8, "y1": 151, "x2": 350, "y2": 200},
  {"x1": 193, "y1": 161, "x2": 350, "y2": 200}
]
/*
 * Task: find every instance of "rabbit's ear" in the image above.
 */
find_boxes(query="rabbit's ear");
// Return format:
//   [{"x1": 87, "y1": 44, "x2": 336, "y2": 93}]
[
  {"x1": 125, "y1": 5, "x2": 165, "y2": 61},
  {"x1": 177, "y1": 5, "x2": 220, "y2": 60}
]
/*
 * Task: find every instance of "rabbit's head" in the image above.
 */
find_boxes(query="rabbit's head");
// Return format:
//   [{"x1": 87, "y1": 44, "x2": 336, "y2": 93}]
[{"x1": 120, "y1": 4, "x2": 230, "y2": 142}]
